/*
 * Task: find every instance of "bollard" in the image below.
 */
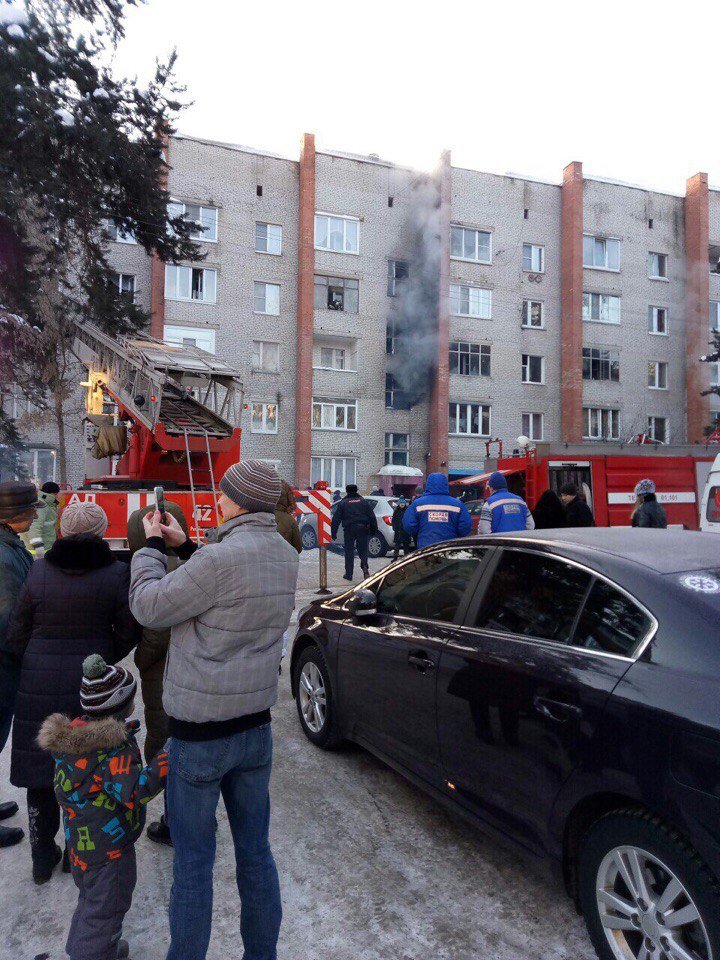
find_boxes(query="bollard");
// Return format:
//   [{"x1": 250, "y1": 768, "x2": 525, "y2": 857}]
[{"x1": 316, "y1": 544, "x2": 331, "y2": 595}]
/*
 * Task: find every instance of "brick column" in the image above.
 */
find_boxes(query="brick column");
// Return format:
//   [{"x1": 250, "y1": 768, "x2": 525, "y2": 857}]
[
  {"x1": 428, "y1": 149, "x2": 451, "y2": 474},
  {"x1": 685, "y1": 172, "x2": 711, "y2": 442},
  {"x1": 294, "y1": 133, "x2": 316, "y2": 488},
  {"x1": 560, "y1": 161, "x2": 584, "y2": 442},
  {"x1": 149, "y1": 133, "x2": 169, "y2": 339}
]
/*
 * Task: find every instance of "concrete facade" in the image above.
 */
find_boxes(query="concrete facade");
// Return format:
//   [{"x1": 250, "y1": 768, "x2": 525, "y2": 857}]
[{"x1": 8, "y1": 133, "x2": 720, "y2": 489}]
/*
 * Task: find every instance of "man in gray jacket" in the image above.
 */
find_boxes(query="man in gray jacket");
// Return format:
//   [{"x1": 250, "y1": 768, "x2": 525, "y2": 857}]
[{"x1": 129, "y1": 460, "x2": 299, "y2": 960}]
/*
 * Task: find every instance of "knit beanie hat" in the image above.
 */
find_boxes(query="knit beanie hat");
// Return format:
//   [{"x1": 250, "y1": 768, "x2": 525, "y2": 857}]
[
  {"x1": 80, "y1": 654, "x2": 137, "y2": 717},
  {"x1": 60, "y1": 501, "x2": 108, "y2": 538},
  {"x1": 634, "y1": 478, "x2": 656, "y2": 497},
  {"x1": 219, "y1": 460, "x2": 281, "y2": 513},
  {"x1": 488, "y1": 471, "x2": 508, "y2": 491}
]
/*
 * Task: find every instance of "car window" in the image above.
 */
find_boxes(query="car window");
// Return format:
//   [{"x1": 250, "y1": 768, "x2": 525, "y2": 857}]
[
  {"x1": 475, "y1": 550, "x2": 591, "y2": 643},
  {"x1": 572, "y1": 579, "x2": 651, "y2": 657},
  {"x1": 374, "y1": 548, "x2": 486, "y2": 623},
  {"x1": 706, "y1": 486, "x2": 720, "y2": 524}
]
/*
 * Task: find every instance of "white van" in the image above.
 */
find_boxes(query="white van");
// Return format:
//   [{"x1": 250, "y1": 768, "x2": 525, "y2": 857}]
[{"x1": 700, "y1": 453, "x2": 720, "y2": 533}]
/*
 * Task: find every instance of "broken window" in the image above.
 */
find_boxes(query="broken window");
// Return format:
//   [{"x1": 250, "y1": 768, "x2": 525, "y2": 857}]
[
  {"x1": 314, "y1": 275, "x2": 359, "y2": 313},
  {"x1": 386, "y1": 321, "x2": 396, "y2": 355},
  {"x1": 387, "y1": 259, "x2": 409, "y2": 297},
  {"x1": 385, "y1": 373, "x2": 411, "y2": 410},
  {"x1": 582, "y1": 348, "x2": 619, "y2": 382},
  {"x1": 449, "y1": 342, "x2": 490, "y2": 377}
]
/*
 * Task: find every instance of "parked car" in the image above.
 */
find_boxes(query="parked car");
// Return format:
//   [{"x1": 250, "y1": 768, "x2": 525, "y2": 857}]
[
  {"x1": 463, "y1": 498, "x2": 485, "y2": 533},
  {"x1": 299, "y1": 496, "x2": 397, "y2": 556},
  {"x1": 291, "y1": 528, "x2": 720, "y2": 960}
]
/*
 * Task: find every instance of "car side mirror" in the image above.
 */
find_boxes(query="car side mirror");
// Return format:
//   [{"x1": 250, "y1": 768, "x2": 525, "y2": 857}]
[{"x1": 347, "y1": 588, "x2": 377, "y2": 617}]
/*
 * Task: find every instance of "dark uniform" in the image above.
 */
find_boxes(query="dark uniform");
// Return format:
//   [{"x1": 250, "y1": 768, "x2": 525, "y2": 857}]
[{"x1": 331, "y1": 485, "x2": 378, "y2": 580}]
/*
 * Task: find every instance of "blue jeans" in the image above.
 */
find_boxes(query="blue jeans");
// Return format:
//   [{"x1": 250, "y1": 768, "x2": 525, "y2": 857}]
[{"x1": 166, "y1": 724, "x2": 281, "y2": 960}]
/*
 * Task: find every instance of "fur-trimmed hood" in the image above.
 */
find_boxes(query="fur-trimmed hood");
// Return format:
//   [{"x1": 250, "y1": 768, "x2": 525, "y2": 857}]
[
  {"x1": 38, "y1": 712, "x2": 130, "y2": 758},
  {"x1": 45, "y1": 534, "x2": 115, "y2": 571}
]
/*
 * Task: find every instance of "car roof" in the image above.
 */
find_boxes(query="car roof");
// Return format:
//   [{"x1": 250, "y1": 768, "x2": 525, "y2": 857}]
[{"x1": 465, "y1": 528, "x2": 719, "y2": 575}]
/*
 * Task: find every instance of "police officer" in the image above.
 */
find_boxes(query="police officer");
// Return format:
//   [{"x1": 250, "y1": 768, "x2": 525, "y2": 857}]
[
  {"x1": 331, "y1": 484, "x2": 378, "y2": 581},
  {"x1": 478, "y1": 472, "x2": 535, "y2": 534}
]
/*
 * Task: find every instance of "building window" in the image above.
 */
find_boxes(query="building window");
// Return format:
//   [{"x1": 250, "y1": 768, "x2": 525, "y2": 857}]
[
  {"x1": 647, "y1": 416, "x2": 668, "y2": 443},
  {"x1": 168, "y1": 201, "x2": 218, "y2": 242},
  {"x1": 449, "y1": 402, "x2": 491, "y2": 437},
  {"x1": 254, "y1": 222, "x2": 282, "y2": 255},
  {"x1": 318, "y1": 346, "x2": 346, "y2": 371},
  {"x1": 648, "y1": 361, "x2": 668, "y2": 390},
  {"x1": 313, "y1": 275, "x2": 359, "y2": 313},
  {"x1": 386, "y1": 321, "x2": 396, "y2": 355},
  {"x1": 254, "y1": 281, "x2": 280, "y2": 316},
  {"x1": 250, "y1": 401, "x2": 278, "y2": 434},
  {"x1": 311, "y1": 456, "x2": 356, "y2": 489},
  {"x1": 21, "y1": 447, "x2": 57, "y2": 482},
  {"x1": 583, "y1": 407, "x2": 619, "y2": 441},
  {"x1": 648, "y1": 306, "x2": 668, "y2": 335},
  {"x1": 522, "y1": 354, "x2": 545, "y2": 384},
  {"x1": 314, "y1": 213, "x2": 359, "y2": 254},
  {"x1": 583, "y1": 236, "x2": 620, "y2": 271},
  {"x1": 107, "y1": 220, "x2": 135, "y2": 244},
  {"x1": 385, "y1": 373, "x2": 411, "y2": 410},
  {"x1": 387, "y1": 259, "x2": 409, "y2": 297},
  {"x1": 165, "y1": 265, "x2": 217, "y2": 303},
  {"x1": 711, "y1": 301, "x2": 720, "y2": 331},
  {"x1": 648, "y1": 252, "x2": 668, "y2": 279},
  {"x1": 449, "y1": 284, "x2": 492, "y2": 319},
  {"x1": 522, "y1": 243, "x2": 545, "y2": 273},
  {"x1": 1, "y1": 388, "x2": 29, "y2": 421},
  {"x1": 384, "y1": 432, "x2": 409, "y2": 466},
  {"x1": 164, "y1": 325, "x2": 216, "y2": 354},
  {"x1": 582, "y1": 348, "x2": 619, "y2": 382},
  {"x1": 522, "y1": 300, "x2": 544, "y2": 328},
  {"x1": 112, "y1": 272, "x2": 135, "y2": 302},
  {"x1": 522, "y1": 412, "x2": 544, "y2": 441},
  {"x1": 449, "y1": 341, "x2": 491, "y2": 377},
  {"x1": 450, "y1": 226, "x2": 491, "y2": 264},
  {"x1": 583, "y1": 292, "x2": 621, "y2": 324},
  {"x1": 251, "y1": 341, "x2": 280, "y2": 373},
  {"x1": 312, "y1": 398, "x2": 357, "y2": 431}
]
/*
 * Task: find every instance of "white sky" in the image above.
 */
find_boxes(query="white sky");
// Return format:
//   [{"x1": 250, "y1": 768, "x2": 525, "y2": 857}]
[{"x1": 113, "y1": 0, "x2": 720, "y2": 195}]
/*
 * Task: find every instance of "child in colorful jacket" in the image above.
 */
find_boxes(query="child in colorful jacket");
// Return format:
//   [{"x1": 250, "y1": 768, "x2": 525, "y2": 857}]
[{"x1": 38, "y1": 654, "x2": 167, "y2": 960}]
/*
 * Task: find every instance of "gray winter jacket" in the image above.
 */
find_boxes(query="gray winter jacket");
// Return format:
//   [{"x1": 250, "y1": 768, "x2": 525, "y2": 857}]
[{"x1": 129, "y1": 512, "x2": 300, "y2": 723}]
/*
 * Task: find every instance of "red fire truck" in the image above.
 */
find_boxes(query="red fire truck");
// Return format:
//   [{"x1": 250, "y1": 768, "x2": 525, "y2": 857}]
[
  {"x1": 451, "y1": 440, "x2": 718, "y2": 530},
  {"x1": 64, "y1": 322, "x2": 243, "y2": 548}
]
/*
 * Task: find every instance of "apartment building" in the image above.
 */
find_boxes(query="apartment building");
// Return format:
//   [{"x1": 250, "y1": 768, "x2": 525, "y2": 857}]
[{"x1": 9, "y1": 134, "x2": 720, "y2": 489}]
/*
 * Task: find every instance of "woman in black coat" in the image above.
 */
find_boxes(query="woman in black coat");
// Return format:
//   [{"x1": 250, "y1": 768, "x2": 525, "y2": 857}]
[
  {"x1": 531, "y1": 489, "x2": 566, "y2": 530},
  {"x1": 6, "y1": 502, "x2": 139, "y2": 883}
]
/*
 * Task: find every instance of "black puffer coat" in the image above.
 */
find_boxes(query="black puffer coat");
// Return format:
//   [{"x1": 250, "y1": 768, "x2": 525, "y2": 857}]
[{"x1": 7, "y1": 535, "x2": 140, "y2": 789}]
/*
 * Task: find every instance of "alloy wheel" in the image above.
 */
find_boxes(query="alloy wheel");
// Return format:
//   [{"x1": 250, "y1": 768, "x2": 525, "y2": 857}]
[
  {"x1": 298, "y1": 662, "x2": 326, "y2": 733},
  {"x1": 596, "y1": 844, "x2": 712, "y2": 960}
]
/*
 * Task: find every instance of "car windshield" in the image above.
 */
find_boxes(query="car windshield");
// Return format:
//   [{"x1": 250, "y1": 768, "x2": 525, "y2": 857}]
[{"x1": 671, "y1": 569, "x2": 720, "y2": 611}]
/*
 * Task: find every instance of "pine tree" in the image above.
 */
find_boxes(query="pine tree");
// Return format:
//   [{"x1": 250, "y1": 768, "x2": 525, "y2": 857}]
[{"x1": 0, "y1": 0, "x2": 201, "y2": 481}]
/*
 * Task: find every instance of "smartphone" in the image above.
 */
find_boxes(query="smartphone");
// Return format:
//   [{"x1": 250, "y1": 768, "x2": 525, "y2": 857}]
[{"x1": 154, "y1": 485, "x2": 167, "y2": 522}]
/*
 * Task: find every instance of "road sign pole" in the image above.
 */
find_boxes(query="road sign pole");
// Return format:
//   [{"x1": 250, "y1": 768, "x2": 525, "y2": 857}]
[{"x1": 317, "y1": 544, "x2": 331, "y2": 595}]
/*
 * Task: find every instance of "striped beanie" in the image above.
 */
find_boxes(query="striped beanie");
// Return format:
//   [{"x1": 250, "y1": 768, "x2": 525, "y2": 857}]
[
  {"x1": 80, "y1": 654, "x2": 137, "y2": 717},
  {"x1": 219, "y1": 459, "x2": 281, "y2": 513}
]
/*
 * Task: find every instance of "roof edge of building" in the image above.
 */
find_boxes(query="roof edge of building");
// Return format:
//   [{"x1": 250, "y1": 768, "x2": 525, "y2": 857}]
[{"x1": 171, "y1": 133, "x2": 296, "y2": 164}]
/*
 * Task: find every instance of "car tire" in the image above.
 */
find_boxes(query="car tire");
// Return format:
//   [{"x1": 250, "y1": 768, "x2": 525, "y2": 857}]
[
  {"x1": 293, "y1": 645, "x2": 342, "y2": 750},
  {"x1": 578, "y1": 808, "x2": 720, "y2": 960},
  {"x1": 367, "y1": 533, "x2": 387, "y2": 558},
  {"x1": 301, "y1": 526, "x2": 318, "y2": 550}
]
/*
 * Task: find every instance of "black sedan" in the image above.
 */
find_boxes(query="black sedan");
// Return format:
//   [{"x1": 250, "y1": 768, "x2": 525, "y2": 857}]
[{"x1": 291, "y1": 529, "x2": 720, "y2": 960}]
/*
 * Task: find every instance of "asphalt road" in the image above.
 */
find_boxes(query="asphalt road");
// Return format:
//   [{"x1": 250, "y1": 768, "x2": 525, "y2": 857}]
[{"x1": 0, "y1": 549, "x2": 595, "y2": 960}]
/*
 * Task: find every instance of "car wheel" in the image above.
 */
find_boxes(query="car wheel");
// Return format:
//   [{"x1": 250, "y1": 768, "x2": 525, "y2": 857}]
[
  {"x1": 367, "y1": 533, "x2": 387, "y2": 558},
  {"x1": 578, "y1": 808, "x2": 720, "y2": 960},
  {"x1": 294, "y1": 645, "x2": 342, "y2": 749},
  {"x1": 301, "y1": 526, "x2": 318, "y2": 550}
]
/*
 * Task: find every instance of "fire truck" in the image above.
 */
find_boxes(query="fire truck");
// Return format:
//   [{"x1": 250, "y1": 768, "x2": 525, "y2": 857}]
[
  {"x1": 64, "y1": 322, "x2": 243, "y2": 548},
  {"x1": 451, "y1": 439, "x2": 719, "y2": 530}
]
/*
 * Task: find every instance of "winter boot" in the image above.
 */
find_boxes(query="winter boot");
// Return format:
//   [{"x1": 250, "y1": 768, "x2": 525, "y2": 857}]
[
  {"x1": 32, "y1": 843, "x2": 62, "y2": 885},
  {"x1": 0, "y1": 823, "x2": 23, "y2": 848},
  {"x1": 0, "y1": 800, "x2": 19, "y2": 821},
  {"x1": 116, "y1": 939, "x2": 129, "y2": 959},
  {"x1": 146, "y1": 815, "x2": 172, "y2": 846}
]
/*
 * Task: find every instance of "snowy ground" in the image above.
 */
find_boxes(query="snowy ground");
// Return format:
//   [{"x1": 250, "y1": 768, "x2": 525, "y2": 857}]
[{"x1": 0, "y1": 548, "x2": 593, "y2": 960}]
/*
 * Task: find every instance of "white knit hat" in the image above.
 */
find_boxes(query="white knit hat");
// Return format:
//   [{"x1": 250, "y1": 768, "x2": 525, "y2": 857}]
[
  {"x1": 60, "y1": 502, "x2": 109, "y2": 538},
  {"x1": 634, "y1": 478, "x2": 656, "y2": 497}
]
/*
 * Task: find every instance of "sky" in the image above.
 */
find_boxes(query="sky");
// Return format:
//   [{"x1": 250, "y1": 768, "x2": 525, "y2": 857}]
[{"x1": 113, "y1": 0, "x2": 720, "y2": 195}]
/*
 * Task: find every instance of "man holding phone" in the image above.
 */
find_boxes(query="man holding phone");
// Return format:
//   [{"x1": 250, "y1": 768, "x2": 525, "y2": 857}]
[{"x1": 129, "y1": 460, "x2": 299, "y2": 960}]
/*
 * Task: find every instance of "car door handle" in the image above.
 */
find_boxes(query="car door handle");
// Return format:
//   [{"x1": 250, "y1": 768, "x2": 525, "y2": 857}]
[
  {"x1": 533, "y1": 695, "x2": 582, "y2": 723},
  {"x1": 408, "y1": 652, "x2": 435, "y2": 672}
]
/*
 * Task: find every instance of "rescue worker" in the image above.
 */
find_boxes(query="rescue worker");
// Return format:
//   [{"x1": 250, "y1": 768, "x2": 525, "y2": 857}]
[
  {"x1": 331, "y1": 484, "x2": 378, "y2": 581},
  {"x1": 27, "y1": 481, "x2": 60, "y2": 557},
  {"x1": 402, "y1": 472, "x2": 472, "y2": 549},
  {"x1": 478, "y1": 472, "x2": 535, "y2": 534},
  {"x1": 391, "y1": 496, "x2": 412, "y2": 560}
]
